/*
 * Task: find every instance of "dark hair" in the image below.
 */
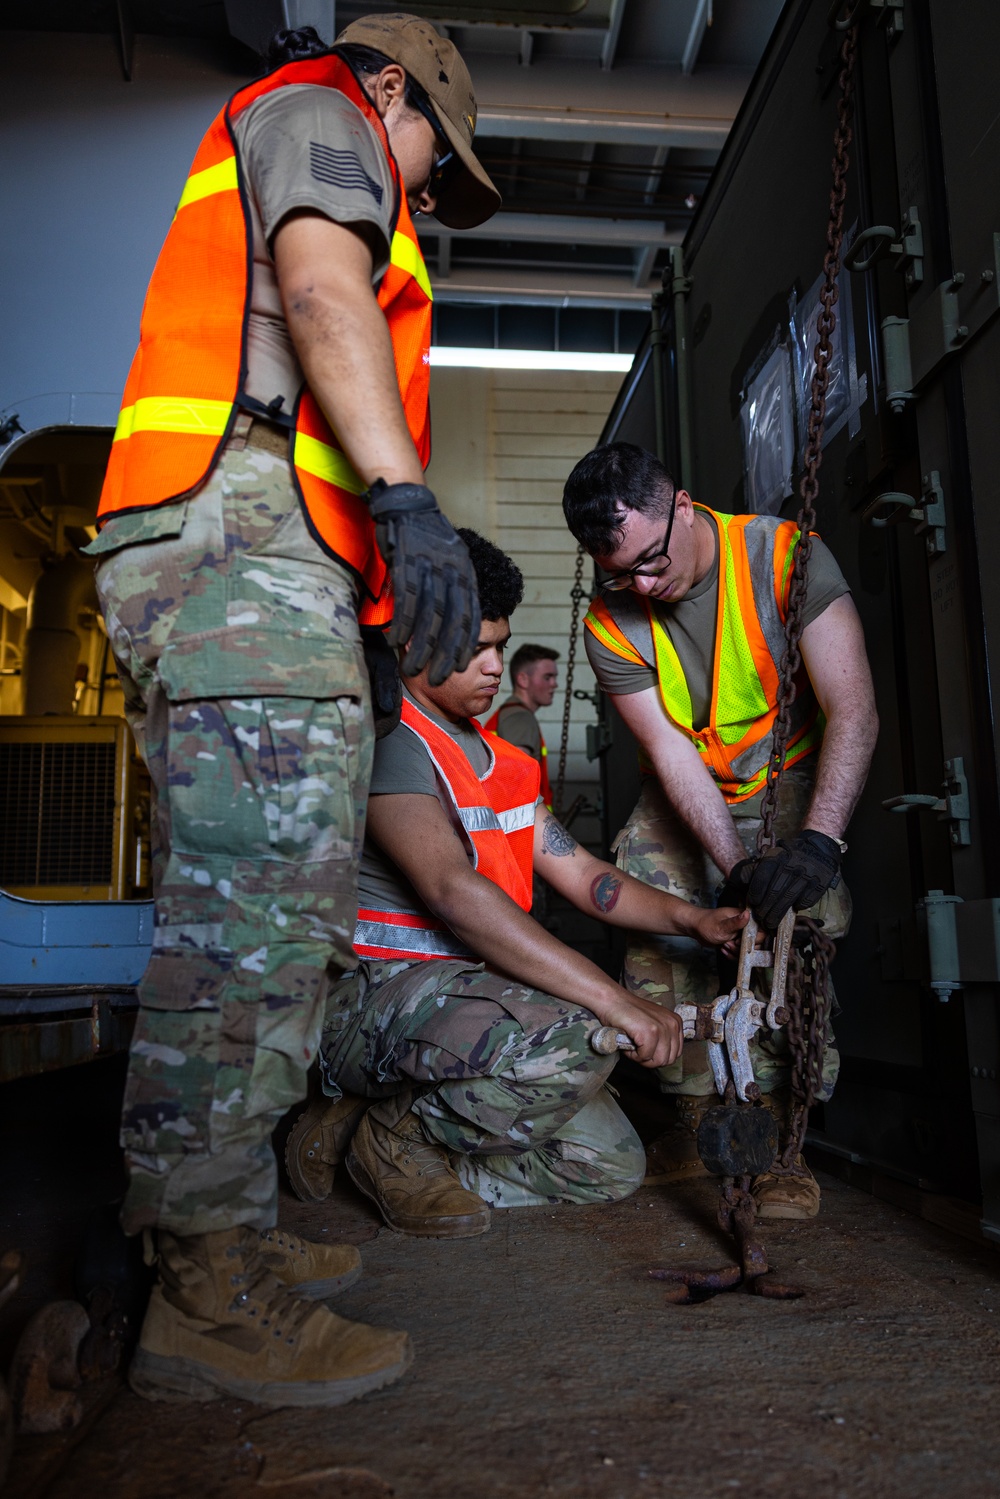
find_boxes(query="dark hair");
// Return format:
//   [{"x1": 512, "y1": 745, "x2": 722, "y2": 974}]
[
  {"x1": 457, "y1": 529, "x2": 524, "y2": 621},
  {"x1": 510, "y1": 643, "x2": 559, "y2": 684},
  {"x1": 562, "y1": 442, "x2": 676, "y2": 557},
  {"x1": 266, "y1": 26, "x2": 329, "y2": 65},
  {"x1": 267, "y1": 31, "x2": 434, "y2": 117}
]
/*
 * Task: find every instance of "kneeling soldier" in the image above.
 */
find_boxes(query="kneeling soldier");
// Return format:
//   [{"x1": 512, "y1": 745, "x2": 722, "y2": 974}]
[{"x1": 287, "y1": 531, "x2": 746, "y2": 1234}]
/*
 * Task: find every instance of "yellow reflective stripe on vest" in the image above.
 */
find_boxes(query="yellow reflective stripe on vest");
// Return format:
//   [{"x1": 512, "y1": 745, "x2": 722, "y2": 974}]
[
  {"x1": 650, "y1": 621, "x2": 696, "y2": 734},
  {"x1": 390, "y1": 231, "x2": 432, "y2": 302},
  {"x1": 583, "y1": 606, "x2": 646, "y2": 666},
  {"x1": 113, "y1": 396, "x2": 232, "y2": 443},
  {"x1": 714, "y1": 520, "x2": 770, "y2": 747},
  {"x1": 176, "y1": 157, "x2": 239, "y2": 212},
  {"x1": 292, "y1": 431, "x2": 364, "y2": 493}
]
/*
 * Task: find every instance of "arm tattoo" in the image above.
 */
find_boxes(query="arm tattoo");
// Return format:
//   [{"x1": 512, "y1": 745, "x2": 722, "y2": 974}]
[
  {"x1": 590, "y1": 872, "x2": 623, "y2": 913},
  {"x1": 540, "y1": 816, "x2": 578, "y2": 857}
]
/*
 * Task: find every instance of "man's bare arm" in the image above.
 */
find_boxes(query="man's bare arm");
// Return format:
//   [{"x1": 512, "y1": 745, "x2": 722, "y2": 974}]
[
  {"x1": 274, "y1": 211, "x2": 424, "y2": 488},
  {"x1": 366, "y1": 793, "x2": 683, "y2": 1068},
  {"x1": 532, "y1": 807, "x2": 747, "y2": 952},
  {"x1": 799, "y1": 594, "x2": 879, "y2": 839},
  {"x1": 610, "y1": 687, "x2": 747, "y2": 875}
]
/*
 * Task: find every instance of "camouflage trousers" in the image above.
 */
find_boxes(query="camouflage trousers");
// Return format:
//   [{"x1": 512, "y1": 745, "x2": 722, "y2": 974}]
[
  {"x1": 89, "y1": 445, "x2": 371, "y2": 1236},
  {"x1": 319, "y1": 957, "x2": 645, "y2": 1208},
  {"x1": 613, "y1": 765, "x2": 851, "y2": 1100}
]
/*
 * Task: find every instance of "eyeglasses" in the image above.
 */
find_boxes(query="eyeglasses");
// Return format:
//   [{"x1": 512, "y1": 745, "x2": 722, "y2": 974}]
[
  {"x1": 409, "y1": 91, "x2": 461, "y2": 199},
  {"x1": 601, "y1": 501, "x2": 677, "y2": 592}
]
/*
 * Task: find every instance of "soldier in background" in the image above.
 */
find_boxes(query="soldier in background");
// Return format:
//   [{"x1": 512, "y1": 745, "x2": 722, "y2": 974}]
[{"x1": 483, "y1": 643, "x2": 559, "y2": 808}]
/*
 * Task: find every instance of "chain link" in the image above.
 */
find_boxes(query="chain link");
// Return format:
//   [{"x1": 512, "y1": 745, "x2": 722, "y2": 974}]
[
  {"x1": 554, "y1": 544, "x2": 587, "y2": 818},
  {"x1": 756, "y1": 23, "x2": 858, "y2": 857},
  {"x1": 752, "y1": 25, "x2": 858, "y2": 1169}
]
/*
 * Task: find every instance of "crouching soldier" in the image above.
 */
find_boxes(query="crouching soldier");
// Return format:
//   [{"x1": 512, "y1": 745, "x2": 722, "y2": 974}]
[{"x1": 286, "y1": 531, "x2": 747, "y2": 1235}]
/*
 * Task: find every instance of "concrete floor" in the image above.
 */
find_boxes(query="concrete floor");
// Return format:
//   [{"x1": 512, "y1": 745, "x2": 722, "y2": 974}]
[{"x1": 4, "y1": 1060, "x2": 1000, "y2": 1499}]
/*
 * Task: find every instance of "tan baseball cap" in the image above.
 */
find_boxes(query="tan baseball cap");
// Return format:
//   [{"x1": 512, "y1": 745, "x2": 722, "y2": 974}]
[{"x1": 335, "y1": 11, "x2": 501, "y2": 230}]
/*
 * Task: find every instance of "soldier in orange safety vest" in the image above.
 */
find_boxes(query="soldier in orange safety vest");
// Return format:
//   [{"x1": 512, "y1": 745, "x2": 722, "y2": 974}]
[
  {"x1": 562, "y1": 442, "x2": 879, "y2": 1222},
  {"x1": 86, "y1": 14, "x2": 501, "y2": 1409},
  {"x1": 285, "y1": 529, "x2": 747, "y2": 1240}
]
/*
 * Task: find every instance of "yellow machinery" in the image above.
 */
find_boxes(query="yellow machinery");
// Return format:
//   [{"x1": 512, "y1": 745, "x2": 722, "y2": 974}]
[{"x1": 0, "y1": 716, "x2": 149, "y2": 902}]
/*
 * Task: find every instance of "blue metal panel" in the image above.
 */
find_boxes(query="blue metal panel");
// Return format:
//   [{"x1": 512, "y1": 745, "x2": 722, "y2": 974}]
[{"x1": 0, "y1": 889, "x2": 154, "y2": 987}]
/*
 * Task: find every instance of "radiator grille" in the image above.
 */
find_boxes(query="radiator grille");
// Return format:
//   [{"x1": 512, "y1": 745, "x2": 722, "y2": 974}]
[{"x1": 0, "y1": 741, "x2": 117, "y2": 887}]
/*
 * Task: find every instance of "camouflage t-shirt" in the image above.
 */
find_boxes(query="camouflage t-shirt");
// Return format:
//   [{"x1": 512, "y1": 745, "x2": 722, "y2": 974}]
[{"x1": 232, "y1": 85, "x2": 397, "y2": 416}]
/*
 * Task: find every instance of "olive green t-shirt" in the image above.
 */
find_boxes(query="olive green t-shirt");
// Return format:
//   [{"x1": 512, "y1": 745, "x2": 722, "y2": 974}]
[
  {"x1": 232, "y1": 85, "x2": 397, "y2": 417},
  {"x1": 584, "y1": 517, "x2": 851, "y2": 730},
  {"x1": 490, "y1": 699, "x2": 543, "y2": 763},
  {"x1": 358, "y1": 691, "x2": 493, "y2": 917}
]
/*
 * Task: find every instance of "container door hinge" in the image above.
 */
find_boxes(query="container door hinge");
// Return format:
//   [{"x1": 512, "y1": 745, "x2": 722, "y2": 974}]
[{"x1": 882, "y1": 753, "x2": 970, "y2": 845}]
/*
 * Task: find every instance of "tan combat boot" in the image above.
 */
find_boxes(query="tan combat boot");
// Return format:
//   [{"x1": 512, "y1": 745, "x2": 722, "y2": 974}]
[
  {"x1": 129, "y1": 1227, "x2": 411, "y2": 1407},
  {"x1": 751, "y1": 1091, "x2": 821, "y2": 1219},
  {"x1": 285, "y1": 1092, "x2": 367, "y2": 1202},
  {"x1": 346, "y1": 1096, "x2": 491, "y2": 1239},
  {"x1": 254, "y1": 1227, "x2": 361, "y2": 1298},
  {"x1": 642, "y1": 1094, "x2": 719, "y2": 1186}
]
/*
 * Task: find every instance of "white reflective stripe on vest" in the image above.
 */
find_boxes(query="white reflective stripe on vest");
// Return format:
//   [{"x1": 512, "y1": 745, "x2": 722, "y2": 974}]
[
  {"x1": 353, "y1": 918, "x2": 472, "y2": 960},
  {"x1": 460, "y1": 804, "x2": 502, "y2": 833},
  {"x1": 497, "y1": 801, "x2": 536, "y2": 834},
  {"x1": 458, "y1": 800, "x2": 535, "y2": 836}
]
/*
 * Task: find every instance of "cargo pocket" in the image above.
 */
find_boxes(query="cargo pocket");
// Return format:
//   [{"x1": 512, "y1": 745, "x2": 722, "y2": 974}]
[
  {"x1": 83, "y1": 501, "x2": 190, "y2": 557},
  {"x1": 156, "y1": 626, "x2": 368, "y2": 866}
]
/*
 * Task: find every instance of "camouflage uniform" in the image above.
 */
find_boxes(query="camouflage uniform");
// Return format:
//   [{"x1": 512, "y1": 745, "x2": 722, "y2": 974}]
[
  {"x1": 613, "y1": 763, "x2": 850, "y2": 1100},
  {"x1": 318, "y1": 958, "x2": 645, "y2": 1208},
  {"x1": 89, "y1": 443, "x2": 371, "y2": 1236}
]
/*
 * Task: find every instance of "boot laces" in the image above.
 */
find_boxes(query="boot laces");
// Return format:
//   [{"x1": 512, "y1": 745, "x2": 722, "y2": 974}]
[
  {"x1": 398, "y1": 1132, "x2": 450, "y2": 1179},
  {"x1": 229, "y1": 1238, "x2": 317, "y2": 1342}
]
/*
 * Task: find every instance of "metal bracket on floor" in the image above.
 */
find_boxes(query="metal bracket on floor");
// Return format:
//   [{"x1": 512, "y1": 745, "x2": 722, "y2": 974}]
[{"x1": 882, "y1": 754, "x2": 970, "y2": 845}]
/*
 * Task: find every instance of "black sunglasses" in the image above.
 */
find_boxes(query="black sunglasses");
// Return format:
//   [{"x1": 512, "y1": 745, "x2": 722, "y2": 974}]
[{"x1": 409, "y1": 91, "x2": 462, "y2": 197}]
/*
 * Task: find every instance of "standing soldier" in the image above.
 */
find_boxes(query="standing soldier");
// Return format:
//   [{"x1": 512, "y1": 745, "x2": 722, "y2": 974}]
[
  {"x1": 86, "y1": 14, "x2": 499, "y2": 1407},
  {"x1": 483, "y1": 643, "x2": 559, "y2": 808},
  {"x1": 562, "y1": 442, "x2": 878, "y2": 1220}
]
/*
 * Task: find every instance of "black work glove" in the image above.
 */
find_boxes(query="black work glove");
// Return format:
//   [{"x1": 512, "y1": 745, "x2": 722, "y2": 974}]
[
  {"x1": 717, "y1": 857, "x2": 754, "y2": 915},
  {"x1": 365, "y1": 479, "x2": 481, "y2": 687},
  {"x1": 360, "y1": 625, "x2": 402, "y2": 740},
  {"x1": 744, "y1": 829, "x2": 842, "y2": 930}
]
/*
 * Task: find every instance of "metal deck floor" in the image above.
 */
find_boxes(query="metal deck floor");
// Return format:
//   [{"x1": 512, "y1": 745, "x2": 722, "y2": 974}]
[{"x1": 4, "y1": 1063, "x2": 1000, "y2": 1499}]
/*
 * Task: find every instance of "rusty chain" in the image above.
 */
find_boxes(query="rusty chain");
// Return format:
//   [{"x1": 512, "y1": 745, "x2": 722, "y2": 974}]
[
  {"x1": 752, "y1": 24, "x2": 858, "y2": 1170},
  {"x1": 553, "y1": 544, "x2": 587, "y2": 818}
]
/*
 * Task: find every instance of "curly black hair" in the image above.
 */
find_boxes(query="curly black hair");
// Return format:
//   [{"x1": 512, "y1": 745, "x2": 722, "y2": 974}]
[{"x1": 457, "y1": 529, "x2": 524, "y2": 622}]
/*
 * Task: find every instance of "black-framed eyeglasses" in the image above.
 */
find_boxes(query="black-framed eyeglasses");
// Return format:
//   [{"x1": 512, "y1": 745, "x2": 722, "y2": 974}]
[
  {"x1": 601, "y1": 499, "x2": 677, "y2": 592},
  {"x1": 409, "y1": 91, "x2": 461, "y2": 198}
]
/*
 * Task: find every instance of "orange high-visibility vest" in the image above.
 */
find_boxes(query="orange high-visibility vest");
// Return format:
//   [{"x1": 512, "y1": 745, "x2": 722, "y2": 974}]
[
  {"x1": 584, "y1": 506, "x2": 823, "y2": 804},
  {"x1": 97, "y1": 53, "x2": 433, "y2": 628},
  {"x1": 483, "y1": 699, "x2": 553, "y2": 809},
  {"x1": 354, "y1": 697, "x2": 540, "y2": 962}
]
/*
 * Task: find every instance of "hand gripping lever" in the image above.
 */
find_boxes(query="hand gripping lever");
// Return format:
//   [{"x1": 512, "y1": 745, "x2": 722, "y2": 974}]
[{"x1": 591, "y1": 910, "x2": 794, "y2": 1105}]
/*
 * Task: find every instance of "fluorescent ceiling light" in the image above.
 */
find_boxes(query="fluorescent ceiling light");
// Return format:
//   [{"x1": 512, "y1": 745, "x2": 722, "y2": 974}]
[{"x1": 429, "y1": 346, "x2": 633, "y2": 372}]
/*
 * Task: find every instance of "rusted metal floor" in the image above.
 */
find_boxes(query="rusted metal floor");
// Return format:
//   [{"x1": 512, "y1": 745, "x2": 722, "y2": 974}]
[{"x1": 4, "y1": 1061, "x2": 1000, "y2": 1499}]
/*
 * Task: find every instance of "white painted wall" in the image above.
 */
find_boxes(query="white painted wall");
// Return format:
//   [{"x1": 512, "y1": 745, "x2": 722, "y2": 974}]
[{"x1": 426, "y1": 368, "x2": 621, "y2": 785}]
